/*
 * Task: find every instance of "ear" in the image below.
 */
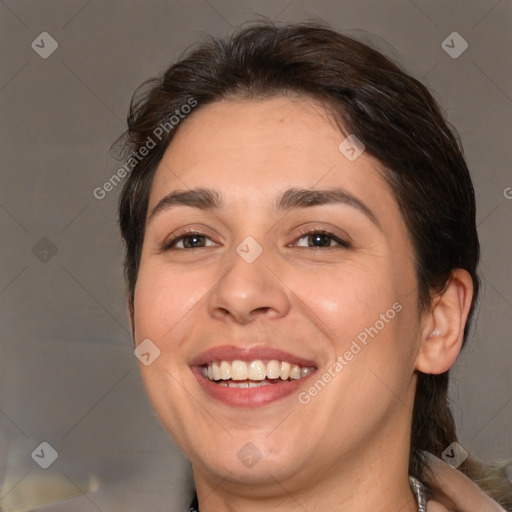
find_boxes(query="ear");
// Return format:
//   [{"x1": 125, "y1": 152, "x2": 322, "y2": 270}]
[{"x1": 415, "y1": 269, "x2": 474, "y2": 374}]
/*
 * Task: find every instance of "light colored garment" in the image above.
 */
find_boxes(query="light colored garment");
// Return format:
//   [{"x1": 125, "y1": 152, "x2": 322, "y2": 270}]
[{"x1": 425, "y1": 453, "x2": 507, "y2": 512}]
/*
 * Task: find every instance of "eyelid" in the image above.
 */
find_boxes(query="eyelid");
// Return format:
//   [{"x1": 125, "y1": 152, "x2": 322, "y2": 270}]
[
  {"x1": 160, "y1": 224, "x2": 352, "y2": 251},
  {"x1": 291, "y1": 227, "x2": 351, "y2": 249},
  {"x1": 161, "y1": 227, "x2": 220, "y2": 251}
]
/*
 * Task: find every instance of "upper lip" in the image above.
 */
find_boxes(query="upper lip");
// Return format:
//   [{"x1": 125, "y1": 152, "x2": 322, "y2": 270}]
[{"x1": 190, "y1": 345, "x2": 318, "y2": 367}]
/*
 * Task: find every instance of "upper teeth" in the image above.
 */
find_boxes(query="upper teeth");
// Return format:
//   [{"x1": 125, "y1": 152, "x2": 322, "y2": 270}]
[{"x1": 202, "y1": 360, "x2": 314, "y2": 381}]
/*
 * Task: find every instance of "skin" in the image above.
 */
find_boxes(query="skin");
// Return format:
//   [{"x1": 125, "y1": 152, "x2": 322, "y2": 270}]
[{"x1": 129, "y1": 95, "x2": 473, "y2": 512}]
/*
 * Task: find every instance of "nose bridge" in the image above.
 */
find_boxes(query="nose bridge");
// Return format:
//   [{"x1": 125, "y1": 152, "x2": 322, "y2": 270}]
[{"x1": 207, "y1": 235, "x2": 290, "y2": 323}]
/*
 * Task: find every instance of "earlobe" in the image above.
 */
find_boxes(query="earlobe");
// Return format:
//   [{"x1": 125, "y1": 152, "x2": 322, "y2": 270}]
[{"x1": 415, "y1": 269, "x2": 474, "y2": 375}]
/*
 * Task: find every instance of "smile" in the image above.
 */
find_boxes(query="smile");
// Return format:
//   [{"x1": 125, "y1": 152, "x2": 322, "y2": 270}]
[
  {"x1": 202, "y1": 359, "x2": 315, "y2": 387},
  {"x1": 191, "y1": 345, "x2": 318, "y2": 406}
]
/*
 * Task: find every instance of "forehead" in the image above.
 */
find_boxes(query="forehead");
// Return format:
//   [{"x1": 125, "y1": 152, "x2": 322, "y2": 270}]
[{"x1": 148, "y1": 96, "x2": 393, "y2": 212}]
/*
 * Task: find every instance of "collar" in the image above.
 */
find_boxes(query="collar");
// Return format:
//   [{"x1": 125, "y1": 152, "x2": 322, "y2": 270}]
[{"x1": 409, "y1": 476, "x2": 428, "y2": 512}]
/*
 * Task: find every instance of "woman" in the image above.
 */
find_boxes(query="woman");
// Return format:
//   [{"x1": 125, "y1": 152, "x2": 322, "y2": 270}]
[{"x1": 117, "y1": 22, "x2": 510, "y2": 511}]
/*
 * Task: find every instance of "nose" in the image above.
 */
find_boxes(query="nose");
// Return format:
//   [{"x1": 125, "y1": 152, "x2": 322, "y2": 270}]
[{"x1": 207, "y1": 245, "x2": 291, "y2": 325}]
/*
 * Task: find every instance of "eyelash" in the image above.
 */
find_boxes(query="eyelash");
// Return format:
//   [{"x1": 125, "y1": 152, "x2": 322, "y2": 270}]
[
  {"x1": 161, "y1": 229, "x2": 350, "y2": 251},
  {"x1": 293, "y1": 228, "x2": 351, "y2": 249},
  {"x1": 161, "y1": 230, "x2": 209, "y2": 251}
]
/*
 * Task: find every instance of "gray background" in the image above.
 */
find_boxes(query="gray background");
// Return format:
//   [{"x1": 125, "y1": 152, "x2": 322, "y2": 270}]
[{"x1": 1, "y1": 1, "x2": 511, "y2": 511}]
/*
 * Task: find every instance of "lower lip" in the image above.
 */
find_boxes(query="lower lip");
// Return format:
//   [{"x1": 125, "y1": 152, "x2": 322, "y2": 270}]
[{"x1": 192, "y1": 368, "x2": 313, "y2": 407}]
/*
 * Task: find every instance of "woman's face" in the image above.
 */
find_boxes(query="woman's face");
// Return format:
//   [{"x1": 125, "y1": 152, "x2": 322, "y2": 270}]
[{"x1": 132, "y1": 95, "x2": 424, "y2": 491}]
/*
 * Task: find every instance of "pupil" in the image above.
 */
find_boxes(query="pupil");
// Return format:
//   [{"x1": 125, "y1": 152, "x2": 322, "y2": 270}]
[
  {"x1": 310, "y1": 234, "x2": 328, "y2": 247},
  {"x1": 186, "y1": 235, "x2": 203, "y2": 248}
]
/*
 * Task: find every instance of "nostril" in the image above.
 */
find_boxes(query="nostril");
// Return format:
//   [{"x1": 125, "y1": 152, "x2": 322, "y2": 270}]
[{"x1": 253, "y1": 306, "x2": 271, "y2": 314}]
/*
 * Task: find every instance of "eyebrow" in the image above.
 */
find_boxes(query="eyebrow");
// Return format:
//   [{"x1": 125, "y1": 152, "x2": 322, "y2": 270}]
[
  {"x1": 147, "y1": 186, "x2": 381, "y2": 230},
  {"x1": 276, "y1": 188, "x2": 381, "y2": 230},
  {"x1": 147, "y1": 188, "x2": 222, "y2": 224}
]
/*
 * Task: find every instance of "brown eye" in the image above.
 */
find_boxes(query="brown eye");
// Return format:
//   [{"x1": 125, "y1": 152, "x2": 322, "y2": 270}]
[
  {"x1": 162, "y1": 231, "x2": 217, "y2": 250},
  {"x1": 294, "y1": 230, "x2": 350, "y2": 249},
  {"x1": 308, "y1": 233, "x2": 333, "y2": 247},
  {"x1": 182, "y1": 234, "x2": 206, "y2": 248}
]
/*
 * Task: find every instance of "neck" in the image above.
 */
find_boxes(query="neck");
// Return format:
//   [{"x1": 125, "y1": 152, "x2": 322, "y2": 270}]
[
  {"x1": 194, "y1": 466, "x2": 417, "y2": 512},
  {"x1": 193, "y1": 428, "x2": 418, "y2": 512}
]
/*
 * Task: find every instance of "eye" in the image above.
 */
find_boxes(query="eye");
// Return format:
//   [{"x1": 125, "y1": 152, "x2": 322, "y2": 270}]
[
  {"x1": 162, "y1": 231, "x2": 217, "y2": 250},
  {"x1": 293, "y1": 229, "x2": 350, "y2": 249}
]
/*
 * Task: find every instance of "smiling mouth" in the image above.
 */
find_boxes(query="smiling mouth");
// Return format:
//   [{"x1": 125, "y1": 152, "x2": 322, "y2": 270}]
[{"x1": 201, "y1": 359, "x2": 316, "y2": 388}]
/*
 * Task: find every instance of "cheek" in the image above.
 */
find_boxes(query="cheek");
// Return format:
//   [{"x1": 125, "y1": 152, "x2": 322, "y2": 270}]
[
  {"x1": 286, "y1": 260, "x2": 400, "y2": 342},
  {"x1": 132, "y1": 262, "x2": 209, "y2": 343},
  {"x1": 290, "y1": 259, "x2": 420, "y2": 392}
]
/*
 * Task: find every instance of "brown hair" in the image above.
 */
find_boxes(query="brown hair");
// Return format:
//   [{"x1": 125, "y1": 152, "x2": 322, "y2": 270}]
[{"x1": 117, "y1": 22, "x2": 480, "y2": 485}]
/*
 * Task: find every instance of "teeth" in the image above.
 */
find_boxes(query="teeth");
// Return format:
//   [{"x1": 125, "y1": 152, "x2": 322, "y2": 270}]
[
  {"x1": 227, "y1": 380, "x2": 273, "y2": 388},
  {"x1": 280, "y1": 361, "x2": 291, "y2": 380},
  {"x1": 231, "y1": 360, "x2": 248, "y2": 381},
  {"x1": 301, "y1": 367, "x2": 314, "y2": 378},
  {"x1": 247, "y1": 360, "x2": 266, "y2": 380},
  {"x1": 212, "y1": 361, "x2": 221, "y2": 381},
  {"x1": 266, "y1": 360, "x2": 280, "y2": 379},
  {"x1": 289, "y1": 364, "x2": 301, "y2": 380},
  {"x1": 220, "y1": 361, "x2": 231, "y2": 380},
  {"x1": 203, "y1": 359, "x2": 315, "y2": 384}
]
